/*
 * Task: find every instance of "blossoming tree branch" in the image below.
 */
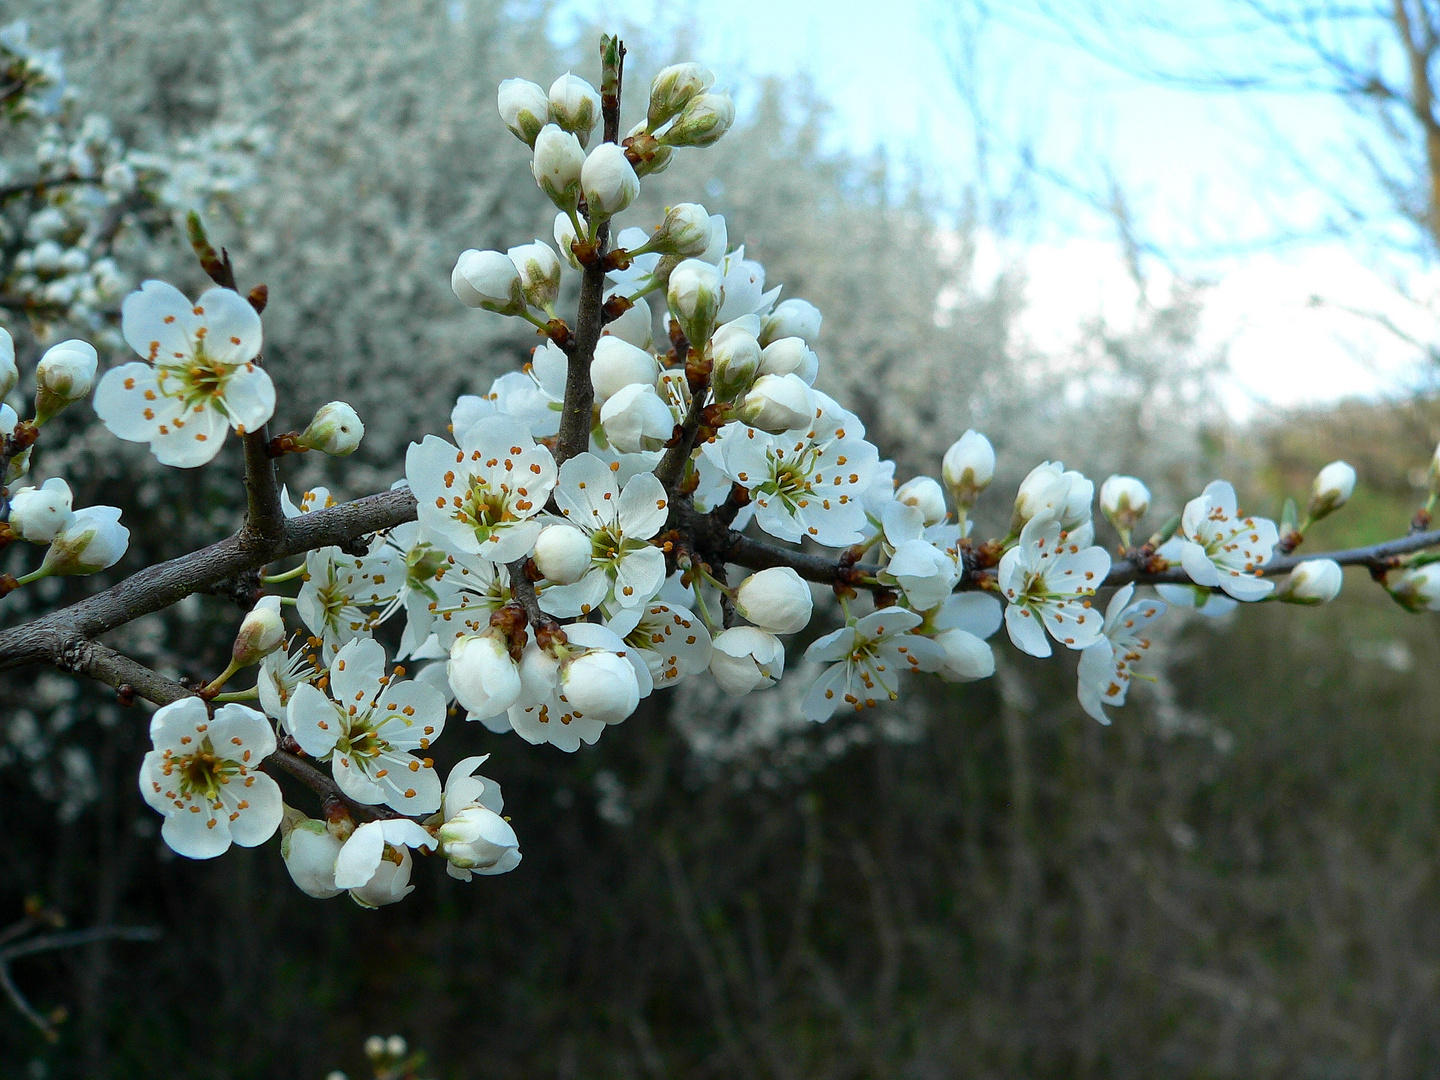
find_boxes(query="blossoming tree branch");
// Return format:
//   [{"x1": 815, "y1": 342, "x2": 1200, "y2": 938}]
[{"x1": 3, "y1": 33, "x2": 1440, "y2": 910}]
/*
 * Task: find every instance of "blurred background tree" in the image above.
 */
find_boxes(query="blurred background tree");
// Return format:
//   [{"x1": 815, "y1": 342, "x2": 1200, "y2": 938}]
[{"x1": 3, "y1": 2, "x2": 1440, "y2": 1078}]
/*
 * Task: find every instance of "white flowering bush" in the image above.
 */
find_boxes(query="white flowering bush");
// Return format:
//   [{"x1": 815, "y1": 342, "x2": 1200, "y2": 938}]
[{"x1": 5, "y1": 31, "x2": 1440, "y2": 935}]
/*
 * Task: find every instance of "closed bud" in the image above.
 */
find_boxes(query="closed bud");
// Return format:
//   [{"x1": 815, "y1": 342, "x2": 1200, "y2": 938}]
[
  {"x1": 580, "y1": 143, "x2": 640, "y2": 220},
  {"x1": 0, "y1": 326, "x2": 15, "y2": 400},
  {"x1": 534, "y1": 523, "x2": 592, "y2": 585},
  {"x1": 298, "y1": 401, "x2": 364, "y2": 456},
  {"x1": 1099, "y1": 475, "x2": 1150, "y2": 541},
  {"x1": 448, "y1": 632, "x2": 522, "y2": 718},
  {"x1": 1308, "y1": 460, "x2": 1356, "y2": 521},
  {"x1": 1278, "y1": 559, "x2": 1343, "y2": 605},
  {"x1": 39, "y1": 505, "x2": 129, "y2": 575},
  {"x1": 709, "y1": 626, "x2": 785, "y2": 695},
  {"x1": 601, "y1": 382, "x2": 674, "y2": 453},
  {"x1": 497, "y1": 78, "x2": 550, "y2": 148},
  {"x1": 757, "y1": 336, "x2": 819, "y2": 385},
  {"x1": 232, "y1": 595, "x2": 286, "y2": 666},
  {"x1": 1386, "y1": 564, "x2": 1440, "y2": 612},
  {"x1": 280, "y1": 817, "x2": 343, "y2": 899},
  {"x1": 942, "y1": 430, "x2": 995, "y2": 510},
  {"x1": 662, "y1": 91, "x2": 735, "y2": 148},
  {"x1": 760, "y1": 298, "x2": 822, "y2": 346},
  {"x1": 531, "y1": 124, "x2": 586, "y2": 210},
  {"x1": 452, "y1": 249, "x2": 526, "y2": 315},
  {"x1": 591, "y1": 335, "x2": 659, "y2": 402},
  {"x1": 559, "y1": 649, "x2": 640, "y2": 724},
  {"x1": 649, "y1": 202, "x2": 714, "y2": 257},
  {"x1": 8, "y1": 476, "x2": 73, "y2": 543},
  {"x1": 1011, "y1": 461, "x2": 1090, "y2": 533},
  {"x1": 507, "y1": 239, "x2": 562, "y2": 312},
  {"x1": 553, "y1": 211, "x2": 583, "y2": 271},
  {"x1": 667, "y1": 258, "x2": 722, "y2": 347},
  {"x1": 601, "y1": 301, "x2": 653, "y2": 350},
  {"x1": 548, "y1": 72, "x2": 601, "y2": 147},
  {"x1": 896, "y1": 476, "x2": 947, "y2": 526},
  {"x1": 34, "y1": 339, "x2": 97, "y2": 424},
  {"x1": 710, "y1": 322, "x2": 762, "y2": 401},
  {"x1": 648, "y1": 63, "x2": 715, "y2": 129},
  {"x1": 735, "y1": 567, "x2": 813, "y2": 635},
  {"x1": 439, "y1": 805, "x2": 519, "y2": 872},
  {"x1": 737, "y1": 373, "x2": 813, "y2": 434}
]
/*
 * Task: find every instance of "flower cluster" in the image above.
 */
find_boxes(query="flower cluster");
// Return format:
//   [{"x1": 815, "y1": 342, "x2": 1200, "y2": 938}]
[{"x1": 4, "y1": 34, "x2": 1421, "y2": 916}]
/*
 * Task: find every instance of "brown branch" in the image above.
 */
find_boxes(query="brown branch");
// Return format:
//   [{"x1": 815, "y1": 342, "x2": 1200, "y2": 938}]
[
  {"x1": 0, "y1": 487, "x2": 417, "y2": 674},
  {"x1": 0, "y1": 924, "x2": 161, "y2": 1041}
]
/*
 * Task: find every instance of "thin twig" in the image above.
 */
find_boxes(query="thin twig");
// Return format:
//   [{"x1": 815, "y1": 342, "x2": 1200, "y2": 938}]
[{"x1": 0, "y1": 925, "x2": 161, "y2": 1041}]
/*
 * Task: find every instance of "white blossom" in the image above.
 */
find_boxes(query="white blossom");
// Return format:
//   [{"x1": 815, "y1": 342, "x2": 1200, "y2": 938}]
[
  {"x1": 1099, "y1": 475, "x2": 1150, "y2": 539},
  {"x1": 280, "y1": 813, "x2": 344, "y2": 899},
  {"x1": 709, "y1": 626, "x2": 785, "y2": 695},
  {"x1": 7, "y1": 476, "x2": 72, "y2": 543},
  {"x1": 803, "y1": 608, "x2": 944, "y2": 721},
  {"x1": 287, "y1": 637, "x2": 447, "y2": 815},
  {"x1": 0, "y1": 326, "x2": 16, "y2": 400},
  {"x1": 139, "y1": 699, "x2": 282, "y2": 859},
  {"x1": 406, "y1": 415, "x2": 558, "y2": 563},
  {"x1": 932, "y1": 592, "x2": 1004, "y2": 682},
  {"x1": 895, "y1": 476, "x2": 947, "y2": 527},
  {"x1": 508, "y1": 240, "x2": 562, "y2": 313},
  {"x1": 667, "y1": 258, "x2": 722, "y2": 346},
  {"x1": 756, "y1": 337, "x2": 819, "y2": 385},
  {"x1": 533, "y1": 523, "x2": 593, "y2": 585},
  {"x1": 998, "y1": 513, "x2": 1111, "y2": 658},
  {"x1": 1076, "y1": 584, "x2": 1166, "y2": 724},
  {"x1": 451, "y1": 248, "x2": 526, "y2": 314},
  {"x1": 601, "y1": 382, "x2": 675, "y2": 453},
  {"x1": 647, "y1": 202, "x2": 714, "y2": 257},
  {"x1": 559, "y1": 648, "x2": 641, "y2": 724},
  {"x1": 590, "y1": 335, "x2": 660, "y2": 402},
  {"x1": 661, "y1": 91, "x2": 735, "y2": 147},
  {"x1": 333, "y1": 818, "x2": 438, "y2": 908},
  {"x1": 1173, "y1": 480, "x2": 1278, "y2": 601},
  {"x1": 1011, "y1": 461, "x2": 1092, "y2": 535},
  {"x1": 604, "y1": 601, "x2": 712, "y2": 688},
  {"x1": 538, "y1": 452, "x2": 668, "y2": 617},
  {"x1": 436, "y1": 755, "x2": 521, "y2": 879},
  {"x1": 734, "y1": 567, "x2": 814, "y2": 635},
  {"x1": 507, "y1": 623, "x2": 650, "y2": 751},
  {"x1": 94, "y1": 282, "x2": 270, "y2": 467},
  {"x1": 258, "y1": 635, "x2": 323, "y2": 722},
  {"x1": 448, "y1": 631, "x2": 522, "y2": 718},
  {"x1": 602, "y1": 301, "x2": 654, "y2": 350},
  {"x1": 1385, "y1": 564, "x2": 1440, "y2": 611},
  {"x1": 710, "y1": 319, "x2": 762, "y2": 400},
  {"x1": 648, "y1": 63, "x2": 715, "y2": 129},
  {"x1": 296, "y1": 545, "x2": 401, "y2": 658},
  {"x1": 532, "y1": 123, "x2": 585, "y2": 209}
]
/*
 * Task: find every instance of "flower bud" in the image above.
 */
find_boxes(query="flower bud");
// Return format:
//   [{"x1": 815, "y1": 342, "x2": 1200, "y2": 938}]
[
  {"x1": 1278, "y1": 559, "x2": 1343, "y2": 605},
  {"x1": 508, "y1": 239, "x2": 562, "y2": 312},
  {"x1": 662, "y1": 91, "x2": 735, "y2": 148},
  {"x1": 8, "y1": 476, "x2": 73, "y2": 543},
  {"x1": 895, "y1": 476, "x2": 947, "y2": 526},
  {"x1": 757, "y1": 336, "x2": 819, "y2": 385},
  {"x1": 1308, "y1": 460, "x2": 1356, "y2": 521},
  {"x1": 39, "y1": 505, "x2": 128, "y2": 575},
  {"x1": 1386, "y1": 564, "x2": 1440, "y2": 612},
  {"x1": 709, "y1": 626, "x2": 785, "y2": 695},
  {"x1": 591, "y1": 335, "x2": 659, "y2": 402},
  {"x1": 34, "y1": 339, "x2": 97, "y2": 424},
  {"x1": 737, "y1": 373, "x2": 813, "y2": 434},
  {"x1": 233, "y1": 595, "x2": 286, "y2": 666},
  {"x1": 601, "y1": 382, "x2": 674, "y2": 453},
  {"x1": 554, "y1": 211, "x2": 583, "y2": 271},
  {"x1": 439, "y1": 804, "x2": 519, "y2": 872},
  {"x1": 452, "y1": 249, "x2": 526, "y2": 315},
  {"x1": 667, "y1": 258, "x2": 722, "y2": 347},
  {"x1": 548, "y1": 72, "x2": 600, "y2": 147},
  {"x1": 648, "y1": 63, "x2": 715, "y2": 129},
  {"x1": 1011, "y1": 461, "x2": 1076, "y2": 533},
  {"x1": 760, "y1": 299, "x2": 822, "y2": 346},
  {"x1": 1, "y1": 404, "x2": 29, "y2": 484},
  {"x1": 1099, "y1": 475, "x2": 1150, "y2": 540},
  {"x1": 280, "y1": 817, "x2": 343, "y2": 899},
  {"x1": 935, "y1": 629, "x2": 995, "y2": 683},
  {"x1": 710, "y1": 323, "x2": 762, "y2": 401},
  {"x1": 497, "y1": 77, "x2": 549, "y2": 148},
  {"x1": 531, "y1": 124, "x2": 586, "y2": 209},
  {"x1": 298, "y1": 401, "x2": 364, "y2": 456},
  {"x1": 448, "y1": 632, "x2": 522, "y2": 718},
  {"x1": 0, "y1": 327, "x2": 16, "y2": 400},
  {"x1": 580, "y1": 143, "x2": 640, "y2": 220},
  {"x1": 649, "y1": 202, "x2": 713, "y2": 257},
  {"x1": 735, "y1": 567, "x2": 813, "y2": 635},
  {"x1": 534, "y1": 523, "x2": 592, "y2": 585},
  {"x1": 560, "y1": 649, "x2": 640, "y2": 724},
  {"x1": 942, "y1": 430, "x2": 995, "y2": 511},
  {"x1": 601, "y1": 301, "x2": 653, "y2": 351}
]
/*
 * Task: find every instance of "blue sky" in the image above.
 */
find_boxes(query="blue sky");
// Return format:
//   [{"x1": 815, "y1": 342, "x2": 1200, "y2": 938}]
[{"x1": 548, "y1": 0, "x2": 1437, "y2": 411}]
